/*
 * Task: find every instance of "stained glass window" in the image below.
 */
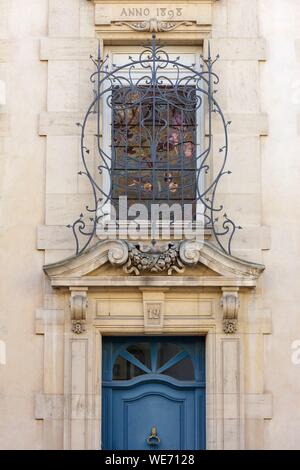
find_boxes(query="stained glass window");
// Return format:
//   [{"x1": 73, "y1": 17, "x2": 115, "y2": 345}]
[{"x1": 111, "y1": 85, "x2": 197, "y2": 217}]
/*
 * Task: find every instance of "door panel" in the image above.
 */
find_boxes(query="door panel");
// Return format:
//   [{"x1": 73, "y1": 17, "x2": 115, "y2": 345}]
[{"x1": 112, "y1": 383, "x2": 196, "y2": 450}]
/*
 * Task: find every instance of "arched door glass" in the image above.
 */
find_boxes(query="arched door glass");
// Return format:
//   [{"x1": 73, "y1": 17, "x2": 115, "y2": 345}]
[{"x1": 112, "y1": 340, "x2": 194, "y2": 381}]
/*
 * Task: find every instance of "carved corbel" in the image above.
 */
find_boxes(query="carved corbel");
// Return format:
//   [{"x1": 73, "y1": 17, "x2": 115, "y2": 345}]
[
  {"x1": 69, "y1": 288, "x2": 88, "y2": 334},
  {"x1": 220, "y1": 287, "x2": 240, "y2": 334}
]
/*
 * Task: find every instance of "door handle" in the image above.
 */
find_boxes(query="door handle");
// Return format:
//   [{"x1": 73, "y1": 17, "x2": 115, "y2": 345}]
[{"x1": 146, "y1": 426, "x2": 160, "y2": 446}]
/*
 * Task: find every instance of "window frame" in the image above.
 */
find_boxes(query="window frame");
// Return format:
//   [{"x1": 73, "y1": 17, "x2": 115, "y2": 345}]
[{"x1": 99, "y1": 44, "x2": 206, "y2": 237}]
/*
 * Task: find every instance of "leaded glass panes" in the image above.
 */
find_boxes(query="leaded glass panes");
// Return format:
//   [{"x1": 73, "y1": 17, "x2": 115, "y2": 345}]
[{"x1": 111, "y1": 86, "x2": 197, "y2": 215}]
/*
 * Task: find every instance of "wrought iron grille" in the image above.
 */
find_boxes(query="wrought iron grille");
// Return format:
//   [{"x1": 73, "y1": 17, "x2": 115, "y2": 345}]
[
  {"x1": 111, "y1": 84, "x2": 197, "y2": 215},
  {"x1": 68, "y1": 35, "x2": 241, "y2": 256}
]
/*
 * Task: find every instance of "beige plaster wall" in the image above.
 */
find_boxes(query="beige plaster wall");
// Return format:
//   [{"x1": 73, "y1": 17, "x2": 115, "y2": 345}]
[
  {"x1": 259, "y1": 0, "x2": 300, "y2": 450},
  {"x1": 0, "y1": 0, "x2": 48, "y2": 449},
  {"x1": 0, "y1": 0, "x2": 299, "y2": 450}
]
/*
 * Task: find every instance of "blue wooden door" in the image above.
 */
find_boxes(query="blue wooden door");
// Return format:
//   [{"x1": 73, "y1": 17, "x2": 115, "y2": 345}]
[{"x1": 102, "y1": 337, "x2": 205, "y2": 450}]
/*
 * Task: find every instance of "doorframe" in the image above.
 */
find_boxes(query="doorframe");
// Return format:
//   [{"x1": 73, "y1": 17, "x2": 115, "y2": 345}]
[
  {"x1": 43, "y1": 239, "x2": 260, "y2": 450},
  {"x1": 86, "y1": 326, "x2": 222, "y2": 450},
  {"x1": 61, "y1": 315, "x2": 244, "y2": 450}
]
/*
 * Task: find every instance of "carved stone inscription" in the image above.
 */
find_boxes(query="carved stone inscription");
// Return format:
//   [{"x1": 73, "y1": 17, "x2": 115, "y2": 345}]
[
  {"x1": 95, "y1": 3, "x2": 212, "y2": 27},
  {"x1": 147, "y1": 302, "x2": 161, "y2": 321},
  {"x1": 143, "y1": 300, "x2": 164, "y2": 332},
  {"x1": 120, "y1": 7, "x2": 183, "y2": 19}
]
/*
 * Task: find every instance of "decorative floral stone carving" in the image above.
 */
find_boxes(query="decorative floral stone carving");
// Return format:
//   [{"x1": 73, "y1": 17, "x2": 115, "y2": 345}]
[
  {"x1": 223, "y1": 319, "x2": 238, "y2": 334},
  {"x1": 71, "y1": 321, "x2": 86, "y2": 335},
  {"x1": 223, "y1": 320, "x2": 238, "y2": 334},
  {"x1": 115, "y1": 19, "x2": 193, "y2": 33},
  {"x1": 123, "y1": 242, "x2": 185, "y2": 275},
  {"x1": 105, "y1": 240, "x2": 209, "y2": 276}
]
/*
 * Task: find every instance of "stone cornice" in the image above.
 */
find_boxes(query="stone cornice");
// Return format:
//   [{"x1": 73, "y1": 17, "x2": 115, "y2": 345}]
[{"x1": 48, "y1": 276, "x2": 261, "y2": 288}]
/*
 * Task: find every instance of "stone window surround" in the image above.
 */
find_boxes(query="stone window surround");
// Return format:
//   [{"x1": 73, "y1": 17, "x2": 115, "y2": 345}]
[{"x1": 99, "y1": 42, "x2": 205, "y2": 231}]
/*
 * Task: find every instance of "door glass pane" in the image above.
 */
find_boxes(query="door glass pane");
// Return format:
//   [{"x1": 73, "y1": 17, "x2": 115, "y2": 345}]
[
  {"x1": 157, "y1": 343, "x2": 194, "y2": 380},
  {"x1": 112, "y1": 341, "x2": 195, "y2": 380},
  {"x1": 161, "y1": 357, "x2": 194, "y2": 380},
  {"x1": 127, "y1": 343, "x2": 151, "y2": 369},
  {"x1": 113, "y1": 355, "x2": 145, "y2": 380},
  {"x1": 157, "y1": 343, "x2": 181, "y2": 369}
]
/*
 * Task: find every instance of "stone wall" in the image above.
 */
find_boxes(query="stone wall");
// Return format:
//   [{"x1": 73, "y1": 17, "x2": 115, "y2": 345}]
[{"x1": 0, "y1": 0, "x2": 300, "y2": 450}]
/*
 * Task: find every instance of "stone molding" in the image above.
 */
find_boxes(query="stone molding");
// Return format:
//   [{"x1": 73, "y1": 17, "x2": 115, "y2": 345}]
[{"x1": 43, "y1": 239, "x2": 265, "y2": 288}]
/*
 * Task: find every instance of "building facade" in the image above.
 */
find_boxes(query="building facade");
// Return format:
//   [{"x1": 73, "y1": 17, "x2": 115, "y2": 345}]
[{"x1": 0, "y1": 0, "x2": 300, "y2": 450}]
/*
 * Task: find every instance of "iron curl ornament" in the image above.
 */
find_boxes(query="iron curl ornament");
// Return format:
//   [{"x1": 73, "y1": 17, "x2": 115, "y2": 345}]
[{"x1": 67, "y1": 34, "x2": 242, "y2": 256}]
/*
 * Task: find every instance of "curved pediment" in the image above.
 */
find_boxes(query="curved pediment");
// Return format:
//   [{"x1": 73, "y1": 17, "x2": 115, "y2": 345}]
[{"x1": 44, "y1": 239, "x2": 264, "y2": 288}]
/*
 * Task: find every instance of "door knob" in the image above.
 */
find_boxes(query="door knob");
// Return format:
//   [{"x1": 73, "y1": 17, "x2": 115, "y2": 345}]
[{"x1": 146, "y1": 426, "x2": 160, "y2": 446}]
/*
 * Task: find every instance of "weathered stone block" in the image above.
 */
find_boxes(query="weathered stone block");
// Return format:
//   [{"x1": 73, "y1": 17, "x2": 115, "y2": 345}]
[
  {"x1": 39, "y1": 112, "x2": 97, "y2": 135},
  {"x1": 204, "y1": 38, "x2": 267, "y2": 61},
  {"x1": 227, "y1": 0, "x2": 258, "y2": 38},
  {"x1": 40, "y1": 38, "x2": 98, "y2": 61},
  {"x1": 206, "y1": 112, "x2": 268, "y2": 136},
  {"x1": 47, "y1": 61, "x2": 80, "y2": 112},
  {"x1": 46, "y1": 194, "x2": 94, "y2": 225},
  {"x1": 213, "y1": 135, "x2": 261, "y2": 194},
  {"x1": 46, "y1": 136, "x2": 79, "y2": 193},
  {"x1": 227, "y1": 61, "x2": 260, "y2": 112}
]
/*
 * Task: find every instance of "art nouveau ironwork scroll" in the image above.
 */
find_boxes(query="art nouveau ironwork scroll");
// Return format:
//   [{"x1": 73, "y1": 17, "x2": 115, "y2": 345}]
[{"x1": 67, "y1": 35, "x2": 241, "y2": 256}]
